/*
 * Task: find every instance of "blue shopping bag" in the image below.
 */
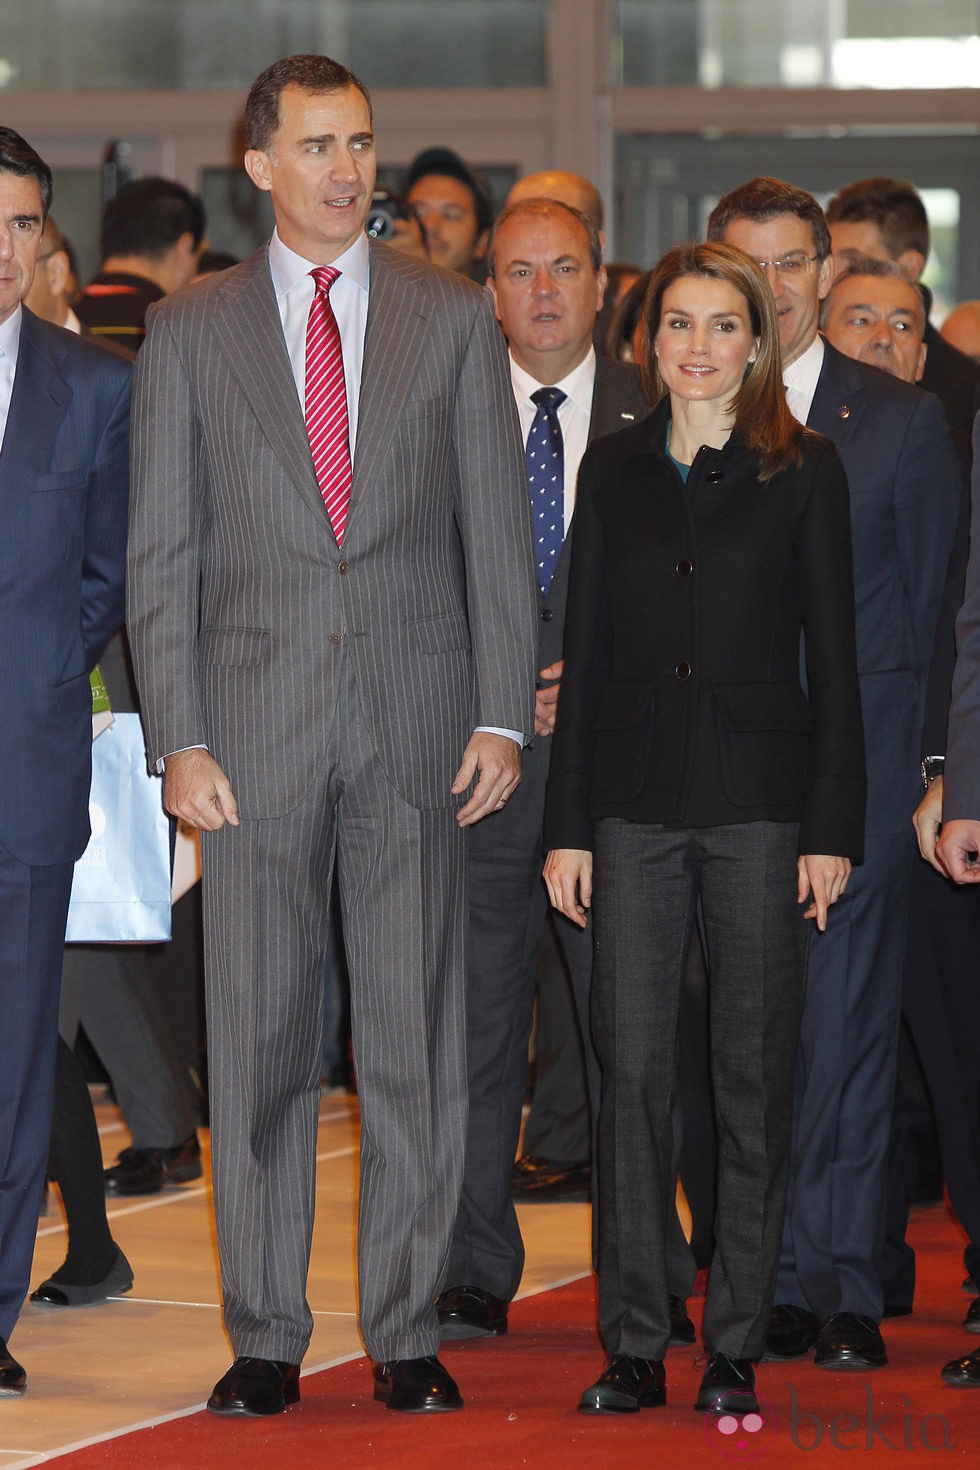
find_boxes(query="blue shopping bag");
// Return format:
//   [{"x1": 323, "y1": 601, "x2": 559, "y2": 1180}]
[{"x1": 66, "y1": 713, "x2": 172, "y2": 942}]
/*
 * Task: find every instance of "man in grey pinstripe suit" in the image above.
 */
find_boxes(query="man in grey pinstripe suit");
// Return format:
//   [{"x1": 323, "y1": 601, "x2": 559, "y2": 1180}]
[{"x1": 126, "y1": 55, "x2": 537, "y2": 1417}]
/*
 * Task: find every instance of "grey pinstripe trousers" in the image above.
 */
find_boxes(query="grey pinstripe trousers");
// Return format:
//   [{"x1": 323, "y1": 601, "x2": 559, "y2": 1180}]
[{"x1": 202, "y1": 657, "x2": 467, "y2": 1362}]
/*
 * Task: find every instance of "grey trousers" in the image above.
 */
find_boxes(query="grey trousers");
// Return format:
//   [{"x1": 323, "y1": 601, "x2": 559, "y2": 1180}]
[
  {"x1": 203, "y1": 665, "x2": 467, "y2": 1363},
  {"x1": 592, "y1": 818, "x2": 807, "y2": 1361}
]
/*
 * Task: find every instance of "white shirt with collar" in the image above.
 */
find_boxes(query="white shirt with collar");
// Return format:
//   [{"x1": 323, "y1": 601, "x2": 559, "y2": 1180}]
[
  {"x1": 510, "y1": 347, "x2": 596, "y2": 538},
  {"x1": 267, "y1": 227, "x2": 370, "y2": 453},
  {"x1": 0, "y1": 305, "x2": 22, "y2": 453},
  {"x1": 783, "y1": 333, "x2": 825, "y2": 426}
]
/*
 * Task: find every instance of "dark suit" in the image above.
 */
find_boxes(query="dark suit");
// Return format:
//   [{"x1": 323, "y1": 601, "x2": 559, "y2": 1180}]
[
  {"x1": 544, "y1": 397, "x2": 864, "y2": 1358},
  {"x1": 128, "y1": 240, "x2": 537, "y2": 1363},
  {"x1": 776, "y1": 340, "x2": 961, "y2": 1323},
  {"x1": 0, "y1": 308, "x2": 129, "y2": 1341},
  {"x1": 446, "y1": 356, "x2": 647, "y2": 1302},
  {"x1": 920, "y1": 317, "x2": 980, "y2": 440}
]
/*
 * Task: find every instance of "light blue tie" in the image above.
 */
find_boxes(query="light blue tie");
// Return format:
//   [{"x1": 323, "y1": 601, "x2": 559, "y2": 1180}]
[{"x1": 526, "y1": 386, "x2": 566, "y2": 596}]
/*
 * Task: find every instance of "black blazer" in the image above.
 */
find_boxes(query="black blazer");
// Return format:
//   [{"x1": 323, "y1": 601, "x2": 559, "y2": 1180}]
[{"x1": 544, "y1": 398, "x2": 866, "y2": 861}]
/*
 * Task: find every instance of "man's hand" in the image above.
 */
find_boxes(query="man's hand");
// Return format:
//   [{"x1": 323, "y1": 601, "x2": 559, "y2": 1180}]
[
  {"x1": 937, "y1": 818, "x2": 980, "y2": 883},
  {"x1": 452, "y1": 732, "x2": 522, "y2": 827},
  {"x1": 164, "y1": 748, "x2": 240, "y2": 831},
  {"x1": 797, "y1": 854, "x2": 851, "y2": 931},
  {"x1": 543, "y1": 848, "x2": 593, "y2": 928},
  {"x1": 913, "y1": 775, "x2": 945, "y2": 872},
  {"x1": 534, "y1": 660, "x2": 563, "y2": 737}
]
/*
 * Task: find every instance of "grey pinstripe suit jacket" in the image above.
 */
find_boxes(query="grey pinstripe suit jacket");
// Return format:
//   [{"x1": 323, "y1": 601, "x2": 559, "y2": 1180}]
[{"x1": 127, "y1": 240, "x2": 537, "y2": 816}]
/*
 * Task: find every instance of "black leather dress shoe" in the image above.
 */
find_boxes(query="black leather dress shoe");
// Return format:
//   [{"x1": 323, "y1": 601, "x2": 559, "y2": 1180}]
[
  {"x1": 964, "y1": 1297, "x2": 980, "y2": 1334},
  {"x1": 941, "y1": 1346, "x2": 980, "y2": 1386},
  {"x1": 510, "y1": 1154, "x2": 591, "y2": 1202},
  {"x1": 579, "y1": 1355, "x2": 666, "y2": 1414},
  {"x1": 814, "y1": 1313, "x2": 887, "y2": 1370},
  {"x1": 669, "y1": 1295, "x2": 696, "y2": 1347},
  {"x1": 0, "y1": 1338, "x2": 26, "y2": 1397},
  {"x1": 105, "y1": 1136, "x2": 202, "y2": 1197},
  {"x1": 436, "y1": 1285, "x2": 508, "y2": 1339},
  {"x1": 31, "y1": 1244, "x2": 133, "y2": 1307},
  {"x1": 207, "y1": 1357, "x2": 301, "y2": 1416},
  {"x1": 763, "y1": 1303, "x2": 820, "y2": 1360},
  {"x1": 372, "y1": 1356, "x2": 462, "y2": 1412},
  {"x1": 695, "y1": 1353, "x2": 758, "y2": 1414}
]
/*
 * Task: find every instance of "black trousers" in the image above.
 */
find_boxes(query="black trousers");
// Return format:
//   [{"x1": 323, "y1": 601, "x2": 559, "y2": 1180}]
[{"x1": 591, "y1": 818, "x2": 806, "y2": 1360}]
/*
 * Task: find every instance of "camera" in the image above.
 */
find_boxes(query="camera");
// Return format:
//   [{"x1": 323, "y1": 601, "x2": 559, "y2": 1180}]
[{"x1": 365, "y1": 189, "x2": 415, "y2": 241}]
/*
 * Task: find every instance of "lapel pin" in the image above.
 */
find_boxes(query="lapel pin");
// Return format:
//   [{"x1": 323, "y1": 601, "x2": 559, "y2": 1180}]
[
  {"x1": 839, "y1": 404, "x2": 850, "y2": 419},
  {"x1": 621, "y1": 412, "x2": 635, "y2": 421}
]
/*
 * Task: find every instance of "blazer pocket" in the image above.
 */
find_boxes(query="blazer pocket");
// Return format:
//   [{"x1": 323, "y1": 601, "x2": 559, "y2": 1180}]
[
  {"x1": 32, "y1": 470, "x2": 86, "y2": 493},
  {"x1": 199, "y1": 627, "x2": 270, "y2": 667},
  {"x1": 591, "y1": 680, "x2": 656, "y2": 803},
  {"x1": 714, "y1": 682, "x2": 811, "y2": 808},
  {"x1": 410, "y1": 613, "x2": 471, "y2": 655}
]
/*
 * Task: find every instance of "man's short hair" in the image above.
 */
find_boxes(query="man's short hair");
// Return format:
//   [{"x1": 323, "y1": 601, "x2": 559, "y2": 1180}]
[
  {"x1": 404, "y1": 146, "x2": 494, "y2": 237},
  {"x1": 100, "y1": 177, "x2": 205, "y2": 261},
  {"x1": 0, "y1": 126, "x2": 52, "y2": 217},
  {"x1": 486, "y1": 197, "x2": 602, "y2": 277},
  {"x1": 820, "y1": 254, "x2": 926, "y2": 334},
  {"x1": 245, "y1": 54, "x2": 373, "y2": 153},
  {"x1": 707, "y1": 176, "x2": 831, "y2": 261},
  {"x1": 825, "y1": 177, "x2": 930, "y2": 261}
]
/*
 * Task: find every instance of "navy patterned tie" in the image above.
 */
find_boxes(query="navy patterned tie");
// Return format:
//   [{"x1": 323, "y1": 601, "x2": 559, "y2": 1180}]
[{"x1": 526, "y1": 386, "x2": 566, "y2": 596}]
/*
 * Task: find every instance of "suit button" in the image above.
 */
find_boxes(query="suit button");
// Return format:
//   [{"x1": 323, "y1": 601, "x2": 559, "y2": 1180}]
[
  {"x1": 676, "y1": 558, "x2": 693, "y2": 577},
  {"x1": 675, "y1": 661, "x2": 692, "y2": 681},
  {"x1": 705, "y1": 468, "x2": 724, "y2": 482},
  {"x1": 540, "y1": 607, "x2": 554, "y2": 622},
  {"x1": 328, "y1": 632, "x2": 341, "y2": 645},
  {"x1": 338, "y1": 560, "x2": 350, "y2": 575}
]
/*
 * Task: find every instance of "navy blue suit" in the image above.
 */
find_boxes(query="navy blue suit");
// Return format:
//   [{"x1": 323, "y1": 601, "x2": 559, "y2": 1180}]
[
  {"x1": 776, "y1": 339, "x2": 960, "y2": 1322},
  {"x1": 0, "y1": 308, "x2": 129, "y2": 1341}
]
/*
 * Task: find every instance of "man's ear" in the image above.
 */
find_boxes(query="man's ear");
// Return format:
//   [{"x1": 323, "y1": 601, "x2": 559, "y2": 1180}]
[
  {"x1": 245, "y1": 149, "x2": 273, "y2": 193},
  {"x1": 896, "y1": 246, "x2": 927, "y2": 283},
  {"x1": 47, "y1": 249, "x2": 71, "y2": 298}
]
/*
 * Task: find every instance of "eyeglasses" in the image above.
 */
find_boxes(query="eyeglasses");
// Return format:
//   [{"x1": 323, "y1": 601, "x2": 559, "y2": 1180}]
[{"x1": 753, "y1": 253, "x2": 820, "y2": 276}]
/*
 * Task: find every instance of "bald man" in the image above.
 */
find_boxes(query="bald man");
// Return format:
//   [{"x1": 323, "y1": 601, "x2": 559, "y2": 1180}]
[
  {"x1": 507, "y1": 170, "x2": 603, "y2": 231},
  {"x1": 941, "y1": 302, "x2": 980, "y2": 365}
]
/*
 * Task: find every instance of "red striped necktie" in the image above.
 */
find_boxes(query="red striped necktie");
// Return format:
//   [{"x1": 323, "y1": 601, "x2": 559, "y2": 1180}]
[{"x1": 305, "y1": 265, "x2": 352, "y2": 544}]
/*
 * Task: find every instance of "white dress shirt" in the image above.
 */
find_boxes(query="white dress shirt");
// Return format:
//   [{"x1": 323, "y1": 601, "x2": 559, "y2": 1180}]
[
  {"x1": 267, "y1": 228, "x2": 370, "y2": 453},
  {"x1": 0, "y1": 306, "x2": 22, "y2": 453},
  {"x1": 783, "y1": 334, "x2": 825, "y2": 426}
]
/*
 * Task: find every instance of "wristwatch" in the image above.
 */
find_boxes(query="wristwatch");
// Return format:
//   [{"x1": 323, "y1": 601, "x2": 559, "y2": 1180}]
[{"x1": 921, "y1": 755, "x2": 945, "y2": 789}]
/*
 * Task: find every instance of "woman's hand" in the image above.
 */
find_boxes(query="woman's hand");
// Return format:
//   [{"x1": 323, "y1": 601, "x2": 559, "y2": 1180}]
[
  {"x1": 543, "y1": 848, "x2": 593, "y2": 928},
  {"x1": 797, "y1": 854, "x2": 852, "y2": 931}
]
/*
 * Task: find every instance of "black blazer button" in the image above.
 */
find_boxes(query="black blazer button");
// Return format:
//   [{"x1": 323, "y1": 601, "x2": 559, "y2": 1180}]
[
  {"x1": 540, "y1": 607, "x2": 554, "y2": 621},
  {"x1": 705, "y1": 468, "x2": 724, "y2": 482},
  {"x1": 676, "y1": 558, "x2": 693, "y2": 577},
  {"x1": 675, "y1": 661, "x2": 692, "y2": 681}
]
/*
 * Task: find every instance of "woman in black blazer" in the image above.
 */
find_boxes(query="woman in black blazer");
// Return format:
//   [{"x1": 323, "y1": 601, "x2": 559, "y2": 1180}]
[{"x1": 544, "y1": 242, "x2": 865, "y2": 1417}]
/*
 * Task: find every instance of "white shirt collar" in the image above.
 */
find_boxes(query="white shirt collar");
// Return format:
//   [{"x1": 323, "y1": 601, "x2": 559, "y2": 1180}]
[
  {"x1": 509, "y1": 344, "x2": 597, "y2": 408},
  {"x1": 782, "y1": 333, "x2": 825, "y2": 423},
  {"x1": 267, "y1": 227, "x2": 370, "y2": 302},
  {"x1": 0, "y1": 305, "x2": 22, "y2": 364}
]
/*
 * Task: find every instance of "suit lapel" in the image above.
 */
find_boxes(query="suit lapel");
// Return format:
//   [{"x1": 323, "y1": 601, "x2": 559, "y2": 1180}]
[
  {"x1": 210, "y1": 249, "x2": 325, "y2": 518},
  {"x1": 808, "y1": 337, "x2": 866, "y2": 452},
  {"x1": 0, "y1": 311, "x2": 73, "y2": 528},
  {"x1": 352, "y1": 244, "x2": 432, "y2": 525}
]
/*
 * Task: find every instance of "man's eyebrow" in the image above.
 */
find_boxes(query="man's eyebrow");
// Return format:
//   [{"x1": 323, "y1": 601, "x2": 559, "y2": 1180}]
[{"x1": 10, "y1": 212, "x2": 41, "y2": 225}]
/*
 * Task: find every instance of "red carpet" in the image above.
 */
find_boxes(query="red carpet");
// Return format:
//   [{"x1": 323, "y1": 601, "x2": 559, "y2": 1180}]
[{"x1": 50, "y1": 1205, "x2": 980, "y2": 1468}]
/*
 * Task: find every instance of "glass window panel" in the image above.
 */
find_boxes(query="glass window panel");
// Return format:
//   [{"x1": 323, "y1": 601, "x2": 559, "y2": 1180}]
[
  {"x1": 0, "y1": 0, "x2": 548, "y2": 92},
  {"x1": 616, "y1": 0, "x2": 980, "y2": 88}
]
